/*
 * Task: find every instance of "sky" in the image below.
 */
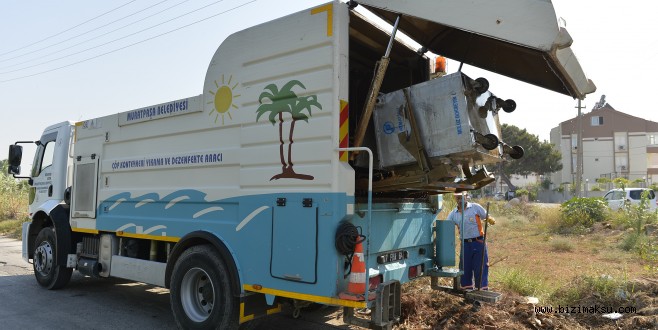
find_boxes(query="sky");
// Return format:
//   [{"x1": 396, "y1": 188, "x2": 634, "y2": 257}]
[{"x1": 1, "y1": 0, "x2": 657, "y2": 167}]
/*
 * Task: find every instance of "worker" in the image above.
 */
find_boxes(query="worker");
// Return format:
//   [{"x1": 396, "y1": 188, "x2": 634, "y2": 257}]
[{"x1": 447, "y1": 192, "x2": 495, "y2": 290}]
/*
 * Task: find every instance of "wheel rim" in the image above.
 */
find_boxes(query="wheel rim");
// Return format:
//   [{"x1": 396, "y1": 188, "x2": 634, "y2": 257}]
[
  {"x1": 34, "y1": 240, "x2": 54, "y2": 276},
  {"x1": 180, "y1": 267, "x2": 215, "y2": 323}
]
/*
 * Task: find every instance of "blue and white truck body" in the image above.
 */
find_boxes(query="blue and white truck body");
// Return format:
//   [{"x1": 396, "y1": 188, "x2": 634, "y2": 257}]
[{"x1": 9, "y1": 1, "x2": 594, "y2": 328}]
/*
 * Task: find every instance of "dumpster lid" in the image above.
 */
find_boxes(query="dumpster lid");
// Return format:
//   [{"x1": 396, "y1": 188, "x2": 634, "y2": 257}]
[{"x1": 357, "y1": 0, "x2": 596, "y2": 99}]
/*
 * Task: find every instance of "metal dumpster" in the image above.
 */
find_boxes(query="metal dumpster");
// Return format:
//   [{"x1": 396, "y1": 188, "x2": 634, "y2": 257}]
[{"x1": 372, "y1": 72, "x2": 513, "y2": 169}]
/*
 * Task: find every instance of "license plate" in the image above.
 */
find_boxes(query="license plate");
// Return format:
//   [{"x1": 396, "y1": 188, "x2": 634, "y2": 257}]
[{"x1": 377, "y1": 249, "x2": 408, "y2": 264}]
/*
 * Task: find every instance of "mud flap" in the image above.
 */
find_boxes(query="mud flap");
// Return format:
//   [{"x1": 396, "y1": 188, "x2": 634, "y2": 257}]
[{"x1": 239, "y1": 292, "x2": 282, "y2": 324}]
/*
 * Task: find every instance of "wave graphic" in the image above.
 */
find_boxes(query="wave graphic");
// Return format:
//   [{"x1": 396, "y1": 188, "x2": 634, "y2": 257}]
[{"x1": 101, "y1": 190, "x2": 228, "y2": 222}]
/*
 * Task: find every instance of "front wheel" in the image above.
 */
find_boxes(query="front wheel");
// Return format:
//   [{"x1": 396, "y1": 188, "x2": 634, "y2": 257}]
[
  {"x1": 170, "y1": 244, "x2": 238, "y2": 329},
  {"x1": 33, "y1": 227, "x2": 72, "y2": 289}
]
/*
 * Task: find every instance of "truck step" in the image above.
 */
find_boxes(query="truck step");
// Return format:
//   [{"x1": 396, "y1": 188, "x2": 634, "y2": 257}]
[
  {"x1": 426, "y1": 268, "x2": 463, "y2": 278},
  {"x1": 343, "y1": 280, "x2": 401, "y2": 330},
  {"x1": 465, "y1": 290, "x2": 502, "y2": 304}
]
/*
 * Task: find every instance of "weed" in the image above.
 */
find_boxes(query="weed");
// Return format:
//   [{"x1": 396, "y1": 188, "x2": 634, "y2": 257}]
[
  {"x1": 549, "y1": 274, "x2": 631, "y2": 307},
  {"x1": 620, "y1": 232, "x2": 647, "y2": 251},
  {"x1": 0, "y1": 161, "x2": 30, "y2": 236},
  {"x1": 0, "y1": 218, "x2": 27, "y2": 239},
  {"x1": 492, "y1": 268, "x2": 550, "y2": 299},
  {"x1": 550, "y1": 238, "x2": 574, "y2": 252},
  {"x1": 537, "y1": 206, "x2": 562, "y2": 233}
]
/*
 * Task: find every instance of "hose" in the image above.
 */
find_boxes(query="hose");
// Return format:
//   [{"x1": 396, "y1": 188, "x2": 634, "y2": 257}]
[{"x1": 335, "y1": 221, "x2": 365, "y2": 278}]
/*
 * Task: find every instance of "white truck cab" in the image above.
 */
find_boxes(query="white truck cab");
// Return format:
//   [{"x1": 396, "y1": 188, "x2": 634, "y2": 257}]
[{"x1": 9, "y1": 122, "x2": 73, "y2": 216}]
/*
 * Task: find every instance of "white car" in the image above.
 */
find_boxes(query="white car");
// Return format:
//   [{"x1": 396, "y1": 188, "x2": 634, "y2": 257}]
[{"x1": 603, "y1": 188, "x2": 657, "y2": 211}]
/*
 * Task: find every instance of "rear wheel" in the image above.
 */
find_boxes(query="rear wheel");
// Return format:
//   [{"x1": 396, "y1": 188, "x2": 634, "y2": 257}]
[
  {"x1": 33, "y1": 227, "x2": 72, "y2": 289},
  {"x1": 170, "y1": 244, "x2": 238, "y2": 329}
]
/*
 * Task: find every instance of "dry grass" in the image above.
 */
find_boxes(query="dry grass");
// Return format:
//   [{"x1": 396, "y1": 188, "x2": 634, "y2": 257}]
[
  {"x1": 550, "y1": 238, "x2": 575, "y2": 252},
  {"x1": 0, "y1": 219, "x2": 25, "y2": 239},
  {"x1": 485, "y1": 202, "x2": 650, "y2": 287},
  {"x1": 396, "y1": 198, "x2": 658, "y2": 329},
  {"x1": 0, "y1": 177, "x2": 29, "y2": 239}
]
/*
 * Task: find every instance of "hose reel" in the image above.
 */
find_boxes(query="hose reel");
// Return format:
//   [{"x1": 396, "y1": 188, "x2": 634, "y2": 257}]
[{"x1": 335, "y1": 221, "x2": 365, "y2": 278}]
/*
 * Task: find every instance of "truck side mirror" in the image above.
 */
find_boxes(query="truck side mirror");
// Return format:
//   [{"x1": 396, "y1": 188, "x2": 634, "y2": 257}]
[{"x1": 8, "y1": 145, "x2": 23, "y2": 174}]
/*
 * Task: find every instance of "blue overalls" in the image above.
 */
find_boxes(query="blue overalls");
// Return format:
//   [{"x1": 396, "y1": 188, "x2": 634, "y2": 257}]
[{"x1": 448, "y1": 202, "x2": 489, "y2": 290}]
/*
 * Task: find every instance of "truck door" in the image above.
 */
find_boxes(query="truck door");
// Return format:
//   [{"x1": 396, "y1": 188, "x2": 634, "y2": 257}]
[
  {"x1": 29, "y1": 123, "x2": 72, "y2": 214},
  {"x1": 270, "y1": 198, "x2": 318, "y2": 284}
]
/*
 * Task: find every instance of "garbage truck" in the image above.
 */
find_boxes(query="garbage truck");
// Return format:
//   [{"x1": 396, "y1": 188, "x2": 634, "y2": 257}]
[{"x1": 7, "y1": 1, "x2": 595, "y2": 328}]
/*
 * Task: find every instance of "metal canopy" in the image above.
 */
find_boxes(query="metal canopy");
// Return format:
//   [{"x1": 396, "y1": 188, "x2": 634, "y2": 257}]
[{"x1": 357, "y1": 0, "x2": 596, "y2": 99}]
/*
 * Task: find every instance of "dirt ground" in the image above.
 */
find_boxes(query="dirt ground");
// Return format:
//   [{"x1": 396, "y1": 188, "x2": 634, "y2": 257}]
[
  {"x1": 394, "y1": 277, "x2": 658, "y2": 330},
  {"x1": 387, "y1": 202, "x2": 658, "y2": 330}
]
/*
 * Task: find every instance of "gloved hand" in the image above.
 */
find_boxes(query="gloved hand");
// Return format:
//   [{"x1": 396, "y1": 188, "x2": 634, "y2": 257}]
[{"x1": 486, "y1": 216, "x2": 496, "y2": 225}]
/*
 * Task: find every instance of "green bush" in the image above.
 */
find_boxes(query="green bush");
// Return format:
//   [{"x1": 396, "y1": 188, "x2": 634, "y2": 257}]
[
  {"x1": 1, "y1": 161, "x2": 30, "y2": 220},
  {"x1": 516, "y1": 188, "x2": 529, "y2": 197},
  {"x1": 613, "y1": 177, "x2": 630, "y2": 189},
  {"x1": 556, "y1": 197, "x2": 608, "y2": 234}
]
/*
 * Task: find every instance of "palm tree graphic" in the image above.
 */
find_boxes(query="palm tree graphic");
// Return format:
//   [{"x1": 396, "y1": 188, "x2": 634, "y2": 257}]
[{"x1": 256, "y1": 80, "x2": 322, "y2": 180}]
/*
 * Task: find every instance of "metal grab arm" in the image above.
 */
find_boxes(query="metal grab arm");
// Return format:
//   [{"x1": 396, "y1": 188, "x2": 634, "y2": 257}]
[{"x1": 351, "y1": 15, "x2": 401, "y2": 158}]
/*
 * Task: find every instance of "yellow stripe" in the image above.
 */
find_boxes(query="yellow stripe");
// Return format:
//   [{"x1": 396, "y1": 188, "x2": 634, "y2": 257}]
[
  {"x1": 239, "y1": 302, "x2": 281, "y2": 324},
  {"x1": 239, "y1": 303, "x2": 254, "y2": 323},
  {"x1": 243, "y1": 284, "x2": 367, "y2": 308},
  {"x1": 340, "y1": 121, "x2": 349, "y2": 137},
  {"x1": 311, "y1": 3, "x2": 333, "y2": 37},
  {"x1": 117, "y1": 231, "x2": 180, "y2": 243},
  {"x1": 267, "y1": 304, "x2": 282, "y2": 315},
  {"x1": 71, "y1": 228, "x2": 180, "y2": 243},
  {"x1": 74, "y1": 122, "x2": 83, "y2": 142},
  {"x1": 71, "y1": 228, "x2": 99, "y2": 234}
]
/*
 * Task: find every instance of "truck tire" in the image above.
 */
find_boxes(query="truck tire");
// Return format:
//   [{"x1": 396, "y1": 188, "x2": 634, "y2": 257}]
[
  {"x1": 33, "y1": 227, "x2": 72, "y2": 289},
  {"x1": 170, "y1": 244, "x2": 238, "y2": 329}
]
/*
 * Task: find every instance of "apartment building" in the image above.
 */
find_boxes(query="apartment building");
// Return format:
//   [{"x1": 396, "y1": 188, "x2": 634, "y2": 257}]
[{"x1": 550, "y1": 102, "x2": 658, "y2": 187}]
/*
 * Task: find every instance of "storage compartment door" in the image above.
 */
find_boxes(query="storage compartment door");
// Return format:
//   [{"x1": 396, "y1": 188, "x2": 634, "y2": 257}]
[
  {"x1": 270, "y1": 203, "x2": 318, "y2": 284},
  {"x1": 71, "y1": 159, "x2": 99, "y2": 218}
]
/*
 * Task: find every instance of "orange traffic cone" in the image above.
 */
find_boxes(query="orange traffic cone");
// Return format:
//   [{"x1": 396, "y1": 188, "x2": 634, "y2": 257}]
[{"x1": 339, "y1": 239, "x2": 375, "y2": 301}]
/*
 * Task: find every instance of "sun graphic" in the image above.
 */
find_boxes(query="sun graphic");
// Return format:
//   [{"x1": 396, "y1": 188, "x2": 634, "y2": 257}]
[{"x1": 208, "y1": 74, "x2": 240, "y2": 125}]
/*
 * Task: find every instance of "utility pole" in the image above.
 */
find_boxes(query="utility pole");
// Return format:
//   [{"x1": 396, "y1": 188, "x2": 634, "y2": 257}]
[{"x1": 575, "y1": 99, "x2": 585, "y2": 198}]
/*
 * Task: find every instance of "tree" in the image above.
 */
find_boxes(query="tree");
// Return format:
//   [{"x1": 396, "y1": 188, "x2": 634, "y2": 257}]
[
  {"x1": 500, "y1": 124, "x2": 562, "y2": 176},
  {"x1": 256, "y1": 80, "x2": 322, "y2": 180},
  {"x1": 613, "y1": 177, "x2": 629, "y2": 189}
]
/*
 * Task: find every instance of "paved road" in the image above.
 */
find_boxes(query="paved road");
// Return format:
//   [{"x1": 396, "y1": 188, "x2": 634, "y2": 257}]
[{"x1": 0, "y1": 237, "x2": 348, "y2": 330}]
